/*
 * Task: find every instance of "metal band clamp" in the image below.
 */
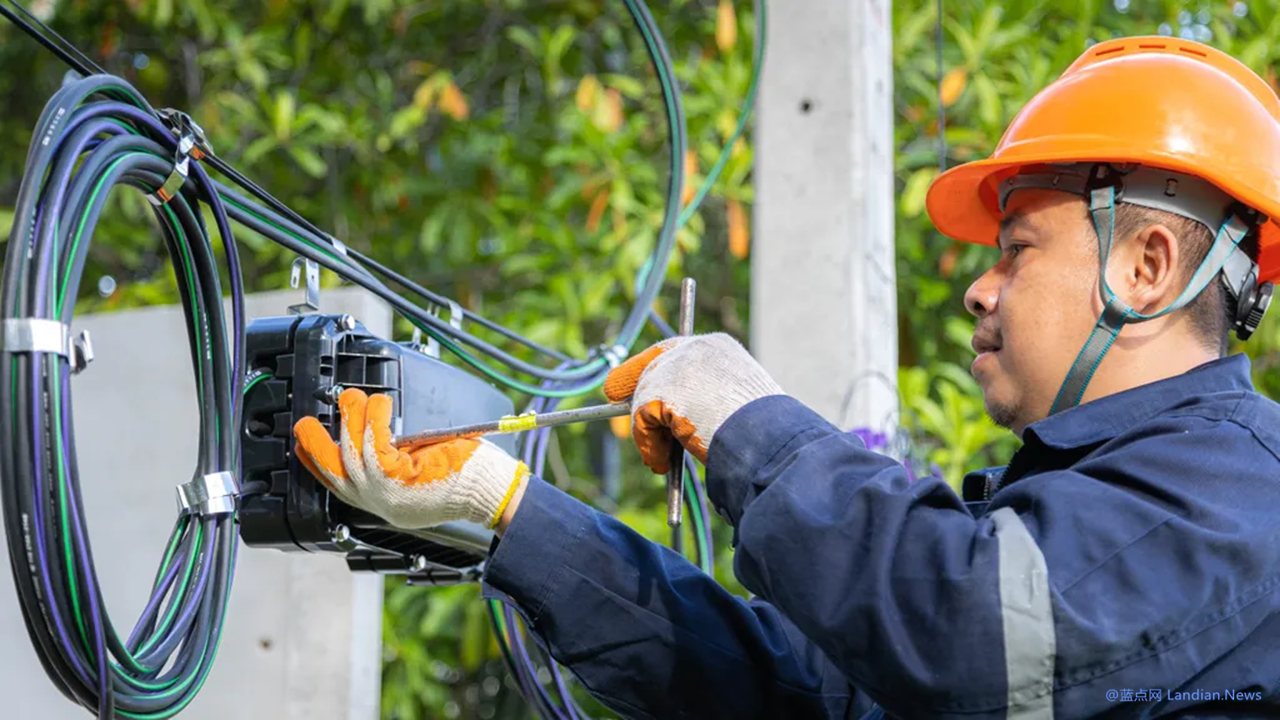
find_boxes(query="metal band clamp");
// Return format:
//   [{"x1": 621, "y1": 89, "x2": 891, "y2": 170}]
[
  {"x1": 147, "y1": 134, "x2": 198, "y2": 207},
  {"x1": 2, "y1": 320, "x2": 95, "y2": 373},
  {"x1": 156, "y1": 108, "x2": 213, "y2": 158},
  {"x1": 3, "y1": 319, "x2": 69, "y2": 357},
  {"x1": 176, "y1": 471, "x2": 239, "y2": 517}
]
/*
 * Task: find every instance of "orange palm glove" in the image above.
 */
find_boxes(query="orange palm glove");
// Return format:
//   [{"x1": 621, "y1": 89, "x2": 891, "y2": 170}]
[
  {"x1": 292, "y1": 389, "x2": 527, "y2": 530},
  {"x1": 603, "y1": 333, "x2": 784, "y2": 474}
]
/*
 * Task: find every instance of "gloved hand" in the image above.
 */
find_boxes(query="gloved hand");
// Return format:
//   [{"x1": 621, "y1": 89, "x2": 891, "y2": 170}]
[
  {"x1": 292, "y1": 388, "x2": 528, "y2": 530},
  {"x1": 604, "y1": 332, "x2": 784, "y2": 474}
]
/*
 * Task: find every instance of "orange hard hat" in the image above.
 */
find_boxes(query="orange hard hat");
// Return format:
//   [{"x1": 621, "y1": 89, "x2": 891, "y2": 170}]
[{"x1": 926, "y1": 36, "x2": 1280, "y2": 283}]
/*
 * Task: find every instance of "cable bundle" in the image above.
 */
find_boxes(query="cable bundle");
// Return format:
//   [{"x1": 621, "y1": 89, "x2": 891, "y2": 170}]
[
  {"x1": 0, "y1": 0, "x2": 764, "y2": 717},
  {"x1": 0, "y1": 74, "x2": 245, "y2": 719}
]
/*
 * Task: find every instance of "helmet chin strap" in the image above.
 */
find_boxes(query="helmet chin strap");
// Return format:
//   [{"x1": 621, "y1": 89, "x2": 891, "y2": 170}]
[{"x1": 1046, "y1": 171, "x2": 1255, "y2": 415}]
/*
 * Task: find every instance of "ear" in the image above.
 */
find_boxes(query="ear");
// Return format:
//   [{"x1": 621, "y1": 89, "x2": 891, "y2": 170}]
[{"x1": 1112, "y1": 223, "x2": 1179, "y2": 313}]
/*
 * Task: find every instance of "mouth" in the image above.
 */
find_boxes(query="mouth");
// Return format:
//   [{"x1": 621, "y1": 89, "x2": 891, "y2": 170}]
[{"x1": 970, "y1": 335, "x2": 1002, "y2": 356}]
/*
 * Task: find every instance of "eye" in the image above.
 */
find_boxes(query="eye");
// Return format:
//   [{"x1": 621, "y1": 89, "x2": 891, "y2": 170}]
[{"x1": 1002, "y1": 243, "x2": 1027, "y2": 260}]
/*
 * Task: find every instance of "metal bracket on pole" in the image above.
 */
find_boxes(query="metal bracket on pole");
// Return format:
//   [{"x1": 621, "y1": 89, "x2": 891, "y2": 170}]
[
  {"x1": 419, "y1": 299, "x2": 462, "y2": 359},
  {"x1": 288, "y1": 257, "x2": 321, "y2": 315}
]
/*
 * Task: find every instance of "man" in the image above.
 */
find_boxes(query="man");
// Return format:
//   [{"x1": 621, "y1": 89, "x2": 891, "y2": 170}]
[{"x1": 293, "y1": 38, "x2": 1280, "y2": 718}]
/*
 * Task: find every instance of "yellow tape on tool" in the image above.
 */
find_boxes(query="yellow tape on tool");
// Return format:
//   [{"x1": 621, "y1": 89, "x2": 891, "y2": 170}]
[{"x1": 497, "y1": 413, "x2": 539, "y2": 433}]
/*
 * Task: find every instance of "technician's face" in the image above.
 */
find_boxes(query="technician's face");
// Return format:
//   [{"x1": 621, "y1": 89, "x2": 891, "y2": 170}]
[{"x1": 963, "y1": 189, "x2": 1100, "y2": 435}]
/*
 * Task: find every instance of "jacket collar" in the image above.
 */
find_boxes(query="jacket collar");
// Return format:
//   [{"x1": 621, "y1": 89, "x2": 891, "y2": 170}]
[{"x1": 1021, "y1": 353, "x2": 1256, "y2": 451}]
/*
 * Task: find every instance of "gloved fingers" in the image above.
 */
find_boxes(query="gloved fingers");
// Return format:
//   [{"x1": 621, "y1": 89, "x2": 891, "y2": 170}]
[
  {"x1": 667, "y1": 404, "x2": 709, "y2": 463},
  {"x1": 603, "y1": 337, "x2": 683, "y2": 403},
  {"x1": 292, "y1": 416, "x2": 360, "y2": 507},
  {"x1": 404, "y1": 438, "x2": 486, "y2": 486},
  {"x1": 364, "y1": 393, "x2": 481, "y2": 485},
  {"x1": 335, "y1": 388, "x2": 373, "y2": 495},
  {"x1": 633, "y1": 399, "x2": 675, "y2": 474},
  {"x1": 632, "y1": 398, "x2": 710, "y2": 474}
]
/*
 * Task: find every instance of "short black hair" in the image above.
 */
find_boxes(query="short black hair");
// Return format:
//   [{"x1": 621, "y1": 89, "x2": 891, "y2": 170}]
[{"x1": 1110, "y1": 203, "x2": 1258, "y2": 356}]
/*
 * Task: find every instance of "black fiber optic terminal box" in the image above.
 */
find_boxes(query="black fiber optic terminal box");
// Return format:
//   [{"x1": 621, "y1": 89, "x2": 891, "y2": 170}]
[{"x1": 238, "y1": 313, "x2": 515, "y2": 585}]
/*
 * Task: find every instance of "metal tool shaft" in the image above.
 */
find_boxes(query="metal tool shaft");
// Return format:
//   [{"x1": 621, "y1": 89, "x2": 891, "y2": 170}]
[
  {"x1": 392, "y1": 402, "x2": 630, "y2": 448},
  {"x1": 667, "y1": 278, "x2": 696, "y2": 528}
]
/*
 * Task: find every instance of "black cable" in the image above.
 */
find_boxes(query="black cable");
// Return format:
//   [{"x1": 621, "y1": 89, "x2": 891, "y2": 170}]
[
  {"x1": 344, "y1": 246, "x2": 574, "y2": 362},
  {"x1": 0, "y1": 2, "x2": 94, "y2": 77},
  {"x1": 936, "y1": 0, "x2": 946, "y2": 173},
  {"x1": 6, "y1": 0, "x2": 104, "y2": 76}
]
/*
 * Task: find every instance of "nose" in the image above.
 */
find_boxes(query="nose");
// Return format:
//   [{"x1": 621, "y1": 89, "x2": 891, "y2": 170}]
[{"x1": 964, "y1": 267, "x2": 1000, "y2": 318}]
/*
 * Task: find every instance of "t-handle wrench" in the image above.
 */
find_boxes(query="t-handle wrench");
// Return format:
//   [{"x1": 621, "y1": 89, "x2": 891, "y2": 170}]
[{"x1": 667, "y1": 277, "x2": 696, "y2": 530}]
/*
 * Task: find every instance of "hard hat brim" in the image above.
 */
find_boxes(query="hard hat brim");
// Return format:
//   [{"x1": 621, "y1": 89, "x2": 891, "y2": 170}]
[{"x1": 926, "y1": 143, "x2": 1280, "y2": 283}]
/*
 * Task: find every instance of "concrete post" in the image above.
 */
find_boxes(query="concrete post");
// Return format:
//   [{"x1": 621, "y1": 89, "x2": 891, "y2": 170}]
[
  {"x1": 0, "y1": 287, "x2": 388, "y2": 720},
  {"x1": 752, "y1": 0, "x2": 899, "y2": 435}
]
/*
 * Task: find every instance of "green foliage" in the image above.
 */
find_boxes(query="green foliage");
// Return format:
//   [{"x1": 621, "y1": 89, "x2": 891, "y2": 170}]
[{"x1": 6, "y1": 0, "x2": 1280, "y2": 718}]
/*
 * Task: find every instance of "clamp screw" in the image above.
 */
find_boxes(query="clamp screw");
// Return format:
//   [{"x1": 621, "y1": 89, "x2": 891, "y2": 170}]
[
  {"x1": 339, "y1": 315, "x2": 356, "y2": 331},
  {"x1": 409, "y1": 555, "x2": 428, "y2": 573},
  {"x1": 333, "y1": 525, "x2": 351, "y2": 543}
]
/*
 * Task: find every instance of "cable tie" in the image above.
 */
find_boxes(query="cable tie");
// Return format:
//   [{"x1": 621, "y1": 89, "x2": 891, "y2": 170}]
[
  {"x1": 331, "y1": 237, "x2": 349, "y2": 257},
  {"x1": 176, "y1": 471, "x2": 239, "y2": 517},
  {"x1": 147, "y1": 134, "x2": 198, "y2": 207},
  {"x1": 2, "y1": 318, "x2": 70, "y2": 357}
]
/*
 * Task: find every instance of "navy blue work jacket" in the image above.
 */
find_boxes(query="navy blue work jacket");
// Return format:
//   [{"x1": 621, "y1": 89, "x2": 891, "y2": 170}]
[{"x1": 481, "y1": 354, "x2": 1280, "y2": 718}]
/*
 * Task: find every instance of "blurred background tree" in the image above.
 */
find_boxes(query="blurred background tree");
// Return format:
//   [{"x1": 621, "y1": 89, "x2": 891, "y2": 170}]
[{"x1": 1, "y1": 0, "x2": 1278, "y2": 718}]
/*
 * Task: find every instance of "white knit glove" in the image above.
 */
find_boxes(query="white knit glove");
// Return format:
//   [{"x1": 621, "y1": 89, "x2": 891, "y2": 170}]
[
  {"x1": 292, "y1": 389, "x2": 527, "y2": 529},
  {"x1": 604, "y1": 333, "x2": 785, "y2": 473}
]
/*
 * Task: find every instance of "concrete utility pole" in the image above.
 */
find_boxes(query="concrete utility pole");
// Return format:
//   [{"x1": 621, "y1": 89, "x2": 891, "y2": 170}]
[
  {"x1": 753, "y1": 0, "x2": 899, "y2": 436},
  {"x1": 0, "y1": 288, "x2": 386, "y2": 720}
]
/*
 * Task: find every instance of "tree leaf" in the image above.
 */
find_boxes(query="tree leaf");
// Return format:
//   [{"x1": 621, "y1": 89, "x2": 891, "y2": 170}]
[
  {"x1": 389, "y1": 105, "x2": 425, "y2": 139},
  {"x1": 939, "y1": 67, "x2": 967, "y2": 107},
  {"x1": 575, "y1": 74, "x2": 601, "y2": 112},
  {"x1": 273, "y1": 89, "x2": 295, "y2": 141},
  {"x1": 438, "y1": 81, "x2": 469, "y2": 121},
  {"x1": 506, "y1": 25, "x2": 539, "y2": 55},
  {"x1": 241, "y1": 135, "x2": 278, "y2": 165},
  {"x1": 287, "y1": 145, "x2": 327, "y2": 178},
  {"x1": 726, "y1": 198, "x2": 749, "y2": 259},
  {"x1": 973, "y1": 74, "x2": 1001, "y2": 128},
  {"x1": 547, "y1": 25, "x2": 577, "y2": 67},
  {"x1": 901, "y1": 167, "x2": 938, "y2": 218},
  {"x1": 236, "y1": 57, "x2": 269, "y2": 89},
  {"x1": 716, "y1": 0, "x2": 738, "y2": 53}
]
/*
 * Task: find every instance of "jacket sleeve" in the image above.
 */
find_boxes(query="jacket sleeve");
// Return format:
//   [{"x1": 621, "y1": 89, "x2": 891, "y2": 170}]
[
  {"x1": 480, "y1": 475, "x2": 871, "y2": 720},
  {"x1": 706, "y1": 395, "x2": 1280, "y2": 719}
]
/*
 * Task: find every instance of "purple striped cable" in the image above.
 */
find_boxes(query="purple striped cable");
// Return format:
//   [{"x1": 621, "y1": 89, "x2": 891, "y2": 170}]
[
  {"x1": 28, "y1": 364, "x2": 93, "y2": 684},
  {"x1": 504, "y1": 603, "x2": 567, "y2": 720},
  {"x1": 22, "y1": 115, "x2": 155, "y2": 689},
  {"x1": 188, "y1": 161, "x2": 245, "y2": 438},
  {"x1": 61, "y1": 370, "x2": 111, "y2": 703},
  {"x1": 31, "y1": 116, "x2": 131, "y2": 317},
  {"x1": 135, "y1": 523, "x2": 215, "y2": 667},
  {"x1": 124, "y1": 541, "x2": 187, "y2": 653}
]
